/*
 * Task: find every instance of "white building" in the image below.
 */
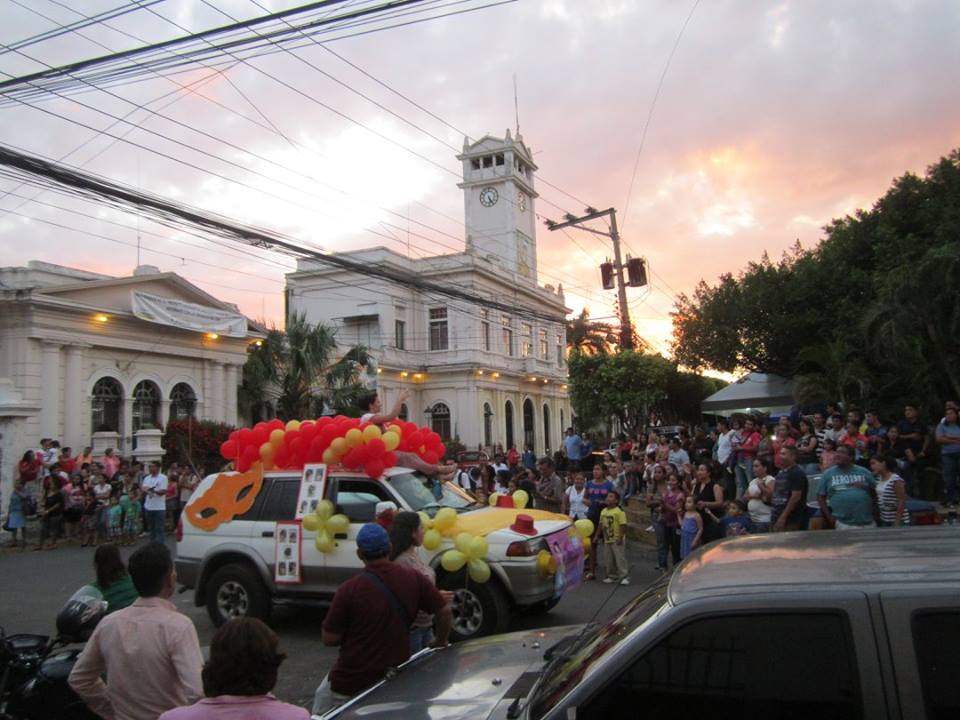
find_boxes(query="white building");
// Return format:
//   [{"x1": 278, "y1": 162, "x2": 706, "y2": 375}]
[
  {"x1": 287, "y1": 130, "x2": 572, "y2": 455},
  {"x1": 0, "y1": 261, "x2": 263, "y2": 511}
]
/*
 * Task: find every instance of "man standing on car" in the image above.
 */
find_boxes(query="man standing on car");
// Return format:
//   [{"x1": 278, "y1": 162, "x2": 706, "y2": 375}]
[{"x1": 312, "y1": 524, "x2": 451, "y2": 716}]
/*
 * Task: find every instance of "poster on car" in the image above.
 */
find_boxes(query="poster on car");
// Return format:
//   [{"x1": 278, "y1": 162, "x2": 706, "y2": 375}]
[
  {"x1": 296, "y1": 464, "x2": 327, "y2": 520},
  {"x1": 546, "y1": 530, "x2": 583, "y2": 597},
  {"x1": 275, "y1": 520, "x2": 302, "y2": 585}
]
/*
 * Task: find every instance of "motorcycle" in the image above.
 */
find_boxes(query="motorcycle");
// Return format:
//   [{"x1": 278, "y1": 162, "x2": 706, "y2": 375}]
[{"x1": 0, "y1": 586, "x2": 106, "y2": 720}]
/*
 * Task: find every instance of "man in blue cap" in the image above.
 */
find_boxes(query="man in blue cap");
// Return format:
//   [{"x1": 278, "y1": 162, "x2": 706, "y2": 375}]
[{"x1": 312, "y1": 522, "x2": 451, "y2": 714}]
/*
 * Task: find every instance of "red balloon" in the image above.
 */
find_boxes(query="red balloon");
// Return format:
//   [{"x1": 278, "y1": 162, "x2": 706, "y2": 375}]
[
  {"x1": 236, "y1": 457, "x2": 250, "y2": 473},
  {"x1": 274, "y1": 446, "x2": 291, "y2": 468},
  {"x1": 284, "y1": 429, "x2": 300, "y2": 446},
  {"x1": 365, "y1": 459, "x2": 385, "y2": 479},
  {"x1": 365, "y1": 438, "x2": 386, "y2": 456},
  {"x1": 268, "y1": 419, "x2": 285, "y2": 431},
  {"x1": 383, "y1": 451, "x2": 397, "y2": 468},
  {"x1": 342, "y1": 447, "x2": 362, "y2": 469},
  {"x1": 299, "y1": 422, "x2": 316, "y2": 441},
  {"x1": 319, "y1": 426, "x2": 338, "y2": 446},
  {"x1": 220, "y1": 439, "x2": 238, "y2": 459},
  {"x1": 291, "y1": 452, "x2": 306, "y2": 469},
  {"x1": 229, "y1": 430, "x2": 240, "y2": 441},
  {"x1": 426, "y1": 431, "x2": 441, "y2": 445},
  {"x1": 241, "y1": 445, "x2": 259, "y2": 464},
  {"x1": 317, "y1": 416, "x2": 333, "y2": 427},
  {"x1": 423, "y1": 451, "x2": 439, "y2": 465},
  {"x1": 408, "y1": 431, "x2": 424, "y2": 448},
  {"x1": 403, "y1": 421, "x2": 418, "y2": 435},
  {"x1": 238, "y1": 427, "x2": 255, "y2": 446},
  {"x1": 253, "y1": 426, "x2": 270, "y2": 445},
  {"x1": 289, "y1": 437, "x2": 305, "y2": 456}
]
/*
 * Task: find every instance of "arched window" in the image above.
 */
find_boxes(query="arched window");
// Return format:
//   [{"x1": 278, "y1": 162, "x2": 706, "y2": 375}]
[
  {"x1": 91, "y1": 377, "x2": 122, "y2": 432},
  {"x1": 399, "y1": 403, "x2": 409, "y2": 421},
  {"x1": 482, "y1": 402, "x2": 493, "y2": 449},
  {"x1": 504, "y1": 400, "x2": 515, "y2": 450},
  {"x1": 522, "y1": 398, "x2": 535, "y2": 451},
  {"x1": 429, "y1": 402, "x2": 451, "y2": 441},
  {"x1": 543, "y1": 404, "x2": 551, "y2": 454},
  {"x1": 169, "y1": 382, "x2": 196, "y2": 421},
  {"x1": 132, "y1": 380, "x2": 160, "y2": 431}
]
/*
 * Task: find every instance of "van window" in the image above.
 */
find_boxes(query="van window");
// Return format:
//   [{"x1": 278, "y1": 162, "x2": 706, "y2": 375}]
[
  {"x1": 258, "y1": 480, "x2": 300, "y2": 522},
  {"x1": 580, "y1": 612, "x2": 860, "y2": 719},
  {"x1": 913, "y1": 611, "x2": 960, "y2": 719},
  {"x1": 329, "y1": 479, "x2": 392, "y2": 523}
]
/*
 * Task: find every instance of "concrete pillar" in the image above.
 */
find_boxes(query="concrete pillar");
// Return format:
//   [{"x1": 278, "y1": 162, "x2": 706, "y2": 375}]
[
  {"x1": 211, "y1": 362, "x2": 224, "y2": 423},
  {"x1": 62, "y1": 345, "x2": 84, "y2": 449},
  {"x1": 201, "y1": 361, "x2": 213, "y2": 421},
  {"x1": 160, "y1": 398, "x2": 171, "y2": 427},
  {"x1": 40, "y1": 341, "x2": 62, "y2": 439},
  {"x1": 225, "y1": 364, "x2": 238, "y2": 426},
  {"x1": 121, "y1": 397, "x2": 134, "y2": 455}
]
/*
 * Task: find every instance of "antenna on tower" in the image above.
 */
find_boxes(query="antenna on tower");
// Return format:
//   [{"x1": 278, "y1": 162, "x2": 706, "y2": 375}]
[{"x1": 513, "y1": 73, "x2": 520, "y2": 136}]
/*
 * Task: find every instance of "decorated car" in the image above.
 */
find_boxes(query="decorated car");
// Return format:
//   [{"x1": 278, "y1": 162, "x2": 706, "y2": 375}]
[{"x1": 176, "y1": 417, "x2": 588, "y2": 641}]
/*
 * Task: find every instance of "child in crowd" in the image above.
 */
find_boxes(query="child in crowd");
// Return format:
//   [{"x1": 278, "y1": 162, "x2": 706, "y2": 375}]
[
  {"x1": 6, "y1": 479, "x2": 28, "y2": 549},
  {"x1": 820, "y1": 438, "x2": 838, "y2": 472},
  {"x1": 123, "y1": 486, "x2": 142, "y2": 546},
  {"x1": 679, "y1": 495, "x2": 703, "y2": 560},
  {"x1": 600, "y1": 491, "x2": 629, "y2": 585},
  {"x1": 707, "y1": 499, "x2": 755, "y2": 536},
  {"x1": 107, "y1": 495, "x2": 124, "y2": 543},
  {"x1": 80, "y1": 488, "x2": 98, "y2": 547}
]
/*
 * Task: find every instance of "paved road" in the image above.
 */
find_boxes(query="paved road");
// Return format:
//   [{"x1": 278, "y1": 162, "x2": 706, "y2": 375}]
[{"x1": 0, "y1": 536, "x2": 664, "y2": 711}]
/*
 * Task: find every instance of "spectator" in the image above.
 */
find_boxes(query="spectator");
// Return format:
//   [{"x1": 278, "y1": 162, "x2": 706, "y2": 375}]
[
  {"x1": 871, "y1": 455, "x2": 909, "y2": 527},
  {"x1": 823, "y1": 414, "x2": 845, "y2": 444},
  {"x1": 771, "y1": 446, "x2": 808, "y2": 533},
  {"x1": 817, "y1": 445, "x2": 878, "y2": 530},
  {"x1": 733, "y1": 417, "x2": 761, "y2": 498},
  {"x1": 123, "y1": 486, "x2": 142, "y2": 546},
  {"x1": 80, "y1": 487, "x2": 99, "y2": 548},
  {"x1": 820, "y1": 437, "x2": 839, "y2": 472},
  {"x1": 707, "y1": 499, "x2": 755, "y2": 536},
  {"x1": 583, "y1": 465, "x2": 614, "y2": 580},
  {"x1": 69, "y1": 542, "x2": 204, "y2": 720},
  {"x1": 165, "y1": 467, "x2": 180, "y2": 532},
  {"x1": 477, "y1": 464, "x2": 495, "y2": 495},
  {"x1": 521, "y1": 444, "x2": 537, "y2": 470},
  {"x1": 59, "y1": 447, "x2": 76, "y2": 476},
  {"x1": 34, "y1": 475, "x2": 64, "y2": 551},
  {"x1": 563, "y1": 428, "x2": 583, "y2": 472},
  {"x1": 667, "y1": 437, "x2": 690, "y2": 468},
  {"x1": 691, "y1": 427, "x2": 713, "y2": 465},
  {"x1": 63, "y1": 475, "x2": 86, "y2": 539},
  {"x1": 935, "y1": 405, "x2": 960, "y2": 507},
  {"x1": 100, "y1": 448, "x2": 120, "y2": 480},
  {"x1": 896, "y1": 404, "x2": 929, "y2": 496},
  {"x1": 160, "y1": 618, "x2": 307, "y2": 720},
  {"x1": 92, "y1": 472, "x2": 112, "y2": 544},
  {"x1": 795, "y1": 419, "x2": 820, "y2": 476},
  {"x1": 580, "y1": 433, "x2": 594, "y2": 469},
  {"x1": 17, "y1": 450, "x2": 42, "y2": 502},
  {"x1": 312, "y1": 524, "x2": 450, "y2": 715},
  {"x1": 679, "y1": 496, "x2": 703, "y2": 560},
  {"x1": 76, "y1": 446, "x2": 94, "y2": 468},
  {"x1": 746, "y1": 458, "x2": 775, "y2": 532},
  {"x1": 812, "y1": 412, "x2": 829, "y2": 460},
  {"x1": 714, "y1": 418, "x2": 735, "y2": 468},
  {"x1": 691, "y1": 463, "x2": 725, "y2": 543},
  {"x1": 863, "y1": 411, "x2": 888, "y2": 459},
  {"x1": 661, "y1": 472, "x2": 685, "y2": 567},
  {"x1": 491, "y1": 454, "x2": 509, "y2": 474},
  {"x1": 644, "y1": 465, "x2": 669, "y2": 571},
  {"x1": 599, "y1": 491, "x2": 629, "y2": 585},
  {"x1": 389, "y1": 512, "x2": 452, "y2": 654},
  {"x1": 562, "y1": 472, "x2": 589, "y2": 521},
  {"x1": 839, "y1": 420, "x2": 869, "y2": 462},
  {"x1": 142, "y1": 461, "x2": 169, "y2": 545},
  {"x1": 106, "y1": 495, "x2": 124, "y2": 543},
  {"x1": 518, "y1": 468, "x2": 538, "y2": 507},
  {"x1": 91, "y1": 544, "x2": 139, "y2": 614},
  {"x1": 535, "y1": 458, "x2": 565, "y2": 514},
  {"x1": 506, "y1": 445, "x2": 520, "y2": 471},
  {"x1": 644, "y1": 432, "x2": 659, "y2": 458},
  {"x1": 5, "y1": 478, "x2": 28, "y2": 549},
  {"x1": 771, "y1": 425, "x2": 797, "y2": 470}
]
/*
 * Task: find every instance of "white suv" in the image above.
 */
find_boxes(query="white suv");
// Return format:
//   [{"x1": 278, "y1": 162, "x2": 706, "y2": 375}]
[{"x1": 176, "y1": 467, "x2": 577, "y2": 641}]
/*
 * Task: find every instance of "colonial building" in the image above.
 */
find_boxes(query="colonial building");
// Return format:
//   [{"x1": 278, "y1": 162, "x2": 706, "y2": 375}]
[
  {"x1": 0, "y1": 261, "x2": 264, "y2": 509},
  {"x1": 287, "y1": 130, "x2": 571, "y2": 455}
]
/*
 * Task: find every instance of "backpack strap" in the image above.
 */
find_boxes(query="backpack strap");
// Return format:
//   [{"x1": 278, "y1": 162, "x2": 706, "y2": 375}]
[{"x1": 363, "y1": 570, "x2": 411, "y2": 629}]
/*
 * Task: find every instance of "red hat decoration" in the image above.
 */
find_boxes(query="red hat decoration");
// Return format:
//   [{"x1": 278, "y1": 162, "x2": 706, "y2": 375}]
[{"x1": 220, "y1": 417, "x2": 446, "y2": 480}]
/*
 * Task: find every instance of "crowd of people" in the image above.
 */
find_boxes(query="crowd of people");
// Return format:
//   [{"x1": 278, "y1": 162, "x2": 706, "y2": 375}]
[{"x1": 5, "y1": 439, "x2": 199, "y2": 551}]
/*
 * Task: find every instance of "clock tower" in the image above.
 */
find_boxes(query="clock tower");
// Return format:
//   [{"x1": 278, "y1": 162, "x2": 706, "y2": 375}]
[{"x1": 457, "y1": 129, "x2": 539, "y2": 281}]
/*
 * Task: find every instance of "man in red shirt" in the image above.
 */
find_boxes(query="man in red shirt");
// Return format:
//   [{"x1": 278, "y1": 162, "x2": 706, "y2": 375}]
[
  {"x1": 733, "y1": 417, "x2": 762, "y2": 498},
  {"x1": 312, "y1": 523, "x2": 451, "y2": 715}
]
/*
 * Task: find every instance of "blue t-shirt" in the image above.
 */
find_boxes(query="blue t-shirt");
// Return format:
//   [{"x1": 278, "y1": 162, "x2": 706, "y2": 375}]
[
  {"x1": 817, "y1": 464, "x2": 877, "y2": 526},
  {"x1": 564, "y1": 434, "x2": 583, "y2": 461},
  {"x1": 719, "y1": 514, "x2": 755, "y2": 535},
  {"x1": 585, "y1": 480, "x2": 614, "y2": 520},
  {"x1": 936, "y1": 421, "x2": 960, "y2": 455}
]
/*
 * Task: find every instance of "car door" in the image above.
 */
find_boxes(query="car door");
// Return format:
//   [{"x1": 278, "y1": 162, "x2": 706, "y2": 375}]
[
  {"x1": 879, "y1": 589, "x2": 960, "y2": 720},
  {"x1": 321, "y1": 474, "x2": 400, "y2": 588}
]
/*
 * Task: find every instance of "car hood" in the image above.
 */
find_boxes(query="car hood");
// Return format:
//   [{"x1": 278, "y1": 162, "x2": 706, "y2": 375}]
[{"x1": 320, "y1": 625, "x2": 583, "y2": 720}]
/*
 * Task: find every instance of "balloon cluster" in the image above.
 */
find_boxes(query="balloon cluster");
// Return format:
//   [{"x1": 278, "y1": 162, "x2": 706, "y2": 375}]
[
  {"x1": 302, "y1": 499, "x2": 350, "y2": 553},
  {"x1": 487, "y1": 490, "x2": 529, "y2": 509},
  {"x1": 572, "y1": 518, "x2": 595, "y2": 553},
  {"x1": 416, "y1": 509, "x2": 492, "y2": 583},
  {"x1": 219, "y1": 417, "x2": 446, "y2": 479}
]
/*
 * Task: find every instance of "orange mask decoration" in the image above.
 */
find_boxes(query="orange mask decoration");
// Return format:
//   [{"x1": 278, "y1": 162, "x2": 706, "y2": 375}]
[{"x1": 185, "y1": 465, "x2": 264, "y2": 532}]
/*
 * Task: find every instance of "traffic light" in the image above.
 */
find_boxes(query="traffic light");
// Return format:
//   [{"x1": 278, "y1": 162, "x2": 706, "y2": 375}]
[
  {"x1": 626, "y1": 257, "x2": 647, "y2": 287},
  {"x1": 600, "y1": 261, "x2": 615, "y2": 289}
]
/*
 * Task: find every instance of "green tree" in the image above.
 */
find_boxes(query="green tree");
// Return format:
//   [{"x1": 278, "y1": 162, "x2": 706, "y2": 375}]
[{"x1": 566, "y1": 308, "x2": 619, "y2": 355}]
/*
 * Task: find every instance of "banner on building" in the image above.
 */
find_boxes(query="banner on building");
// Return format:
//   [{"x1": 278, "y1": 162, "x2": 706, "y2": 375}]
[{"x1": 131, "y1": 290, "x2": 247, "y2": 337}]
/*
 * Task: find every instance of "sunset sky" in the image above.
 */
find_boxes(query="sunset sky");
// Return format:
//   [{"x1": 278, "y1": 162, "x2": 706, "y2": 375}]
[{"x1": 0, "y1": 0, "x2": 957, "y2": 355}]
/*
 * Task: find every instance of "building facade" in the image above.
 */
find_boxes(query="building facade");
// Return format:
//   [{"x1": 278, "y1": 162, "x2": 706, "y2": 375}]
[{"x1": 287, "y1": 131, "x2": 571, "y2": 456}]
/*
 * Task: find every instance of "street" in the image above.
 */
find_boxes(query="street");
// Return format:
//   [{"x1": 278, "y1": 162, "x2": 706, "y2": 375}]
[{"x1": 0, "y1": 538, "x2": 663, "y2": 711}]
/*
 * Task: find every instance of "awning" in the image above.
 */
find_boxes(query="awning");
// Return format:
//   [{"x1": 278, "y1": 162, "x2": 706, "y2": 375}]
[{"x1": 700, "y1": 372, "x2": 795, "y2": 415}]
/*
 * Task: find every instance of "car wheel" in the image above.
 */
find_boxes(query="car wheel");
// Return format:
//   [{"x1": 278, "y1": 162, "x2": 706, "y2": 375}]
[
  {"x1": 206, "y1": 563, "x2": 271, "y2": 627},
  {"x1": 520, "y1": 596, "x2": 560, "y2": 615},
  {"x1": 438, "y1": 570, "x2": 510, "y2": 641}
]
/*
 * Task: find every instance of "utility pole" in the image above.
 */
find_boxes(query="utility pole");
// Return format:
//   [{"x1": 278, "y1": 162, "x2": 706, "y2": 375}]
[{"x1": 546, "y1": 207, "x2": 638, "y2": 350}]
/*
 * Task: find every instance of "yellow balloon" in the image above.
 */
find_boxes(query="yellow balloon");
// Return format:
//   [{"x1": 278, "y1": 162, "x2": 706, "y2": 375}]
[
  {"x1": 315, "y1": 531, "x2": 335, "y2": 553},
  {"x1": 467, "y1": 558, "x2": 491, "y2": 583},
  {"x1": 330, "y1": 437, "x2": 348, "y2": 455},
  {"x1": 322, "y1": 448, "x2": 338, "y2": 465},
  {"x1": 422, "y1": 528, "x2": 442, "y2": 551},
  {"x1": 434, "y1": 507, "x2": 457, "y2": 531},
  {"x1": 575, "y1": 518, "x2": 595, "y2": 539},
  {"x1": 316, "y1": 499, "x2": 335, "y2": 521},
  {"x1": 259, "y1": 442, "x2": 275, "y2": 462},
  {"x1": 583, "y1": 536, "x2": 592, "y2": 554},
  {"x1": 417, "y1": 511, "x2": 434, "y2": 529},
  {"x1": 488, "y1": 492, "x2": 499, "y2": 506},
  {"x1": 454, "y1": 532, "x2": 473, "y2": 554},
  {"x1": 345, "y1": 428, "x2": 363, "y2": 448},
  {"x1": 468, "y1": 535, "x2": 489, "y2": 560},
  {"x1": 269, "y1": 428, "x2": 286, "y2": 447},
  {"x1": 382, "y1": 431, "x2": 400, "y2": 452},
  {"x1": 302, "y1": 514, "x2": 319, "y2": 532},
  {"x1": 513, "y1": 489, "x2": 529, "y2": 509},
  {"x1": 440, "y1": 549, "x2": 467, "y2": 572},
  {"x1": 362, "y1": 424, "x2": 382, "y2": 441},
  {"x1": 327, "y1": 514, "x2": 349, "y2": 535},
  {"x1": 285, "y1": 419, "x2": 301, "y2": 432},
  {"x1": 537, "y1": 550, "x2": 557, "y2": 577}
]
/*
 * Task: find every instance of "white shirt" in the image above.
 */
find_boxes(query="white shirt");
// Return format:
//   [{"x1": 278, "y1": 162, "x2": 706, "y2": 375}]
[
  {"x1": 746, "y1": 475, "x2": 775, "y2": 523},
  {"x1": 493, "y1": 462, "x2": 509, "y2": 474},
  {"x1": 142, "y1": 473, "x2": 168, "y2": 512},
  {"x1": 717, "y1": 431, "x2": 734, "y2": 464},
  {"x1": 566, "y1": 485, "x2": 588, "y2": 518}
]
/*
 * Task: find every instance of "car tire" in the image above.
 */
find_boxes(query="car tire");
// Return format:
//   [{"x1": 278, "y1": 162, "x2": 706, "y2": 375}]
[
  {"x1": 520, "y1": 596, "x2": 560, "y2": 615},
  {"x1": 206, "y1": 563, "x2": 271, "y2": 627},
  {"x1": 438, "y1": 569, "x2": 510, "y2": 642}
]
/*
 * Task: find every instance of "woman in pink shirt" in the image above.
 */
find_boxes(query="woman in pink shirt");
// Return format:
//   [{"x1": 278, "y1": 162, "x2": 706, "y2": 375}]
[{"x1": 160, "y1": 617, "x2": 307, "y2": 720}]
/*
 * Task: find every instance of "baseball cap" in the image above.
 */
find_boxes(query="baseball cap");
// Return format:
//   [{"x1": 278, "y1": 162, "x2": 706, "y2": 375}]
[{"x1": 356, "y1": 523, "x2": 390, "y2": 556}]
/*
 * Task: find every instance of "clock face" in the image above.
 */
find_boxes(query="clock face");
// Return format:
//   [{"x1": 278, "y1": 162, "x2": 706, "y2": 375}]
[
  {"x1": 479, "y1": 187, "x2": 499, "y2": 207},
  {"x1": 518, "y1": 193, "x2": 527, "y2": 212}
]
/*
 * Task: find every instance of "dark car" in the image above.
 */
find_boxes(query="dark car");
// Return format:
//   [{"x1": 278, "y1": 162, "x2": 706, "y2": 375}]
[{"x1": 317, "y1": 527, "x2": 960, "y2": 719}]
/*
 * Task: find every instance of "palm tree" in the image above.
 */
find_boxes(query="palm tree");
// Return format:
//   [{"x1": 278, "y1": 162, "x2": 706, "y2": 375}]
[{"x1": 566, "y1": 308, "x2": 618, "y2": 355}]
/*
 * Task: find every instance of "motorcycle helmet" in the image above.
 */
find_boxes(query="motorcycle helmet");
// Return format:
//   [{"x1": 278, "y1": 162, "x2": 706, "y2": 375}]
[{"x1": 56, "y1": 585, "x2": 108, "y2": 642}]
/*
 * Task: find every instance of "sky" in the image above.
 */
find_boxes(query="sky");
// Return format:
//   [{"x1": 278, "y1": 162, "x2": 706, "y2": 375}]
[{"x1": 0, "y1": 0, "x2": 957, "y2": 355}]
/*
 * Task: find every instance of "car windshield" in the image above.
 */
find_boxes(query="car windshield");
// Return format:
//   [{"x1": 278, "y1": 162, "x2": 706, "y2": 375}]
[
  {"x1": 388, "y1": 472, "x2": 477, "y2": 513},
  {"x1": 528, "y1": 580, "x2": 670, "y2": 718}
]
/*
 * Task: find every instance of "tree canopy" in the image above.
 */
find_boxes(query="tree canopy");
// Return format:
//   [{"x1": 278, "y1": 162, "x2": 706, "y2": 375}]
[{"x1": 672, "y1": 149, "x2": 960, "y2": 415}]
